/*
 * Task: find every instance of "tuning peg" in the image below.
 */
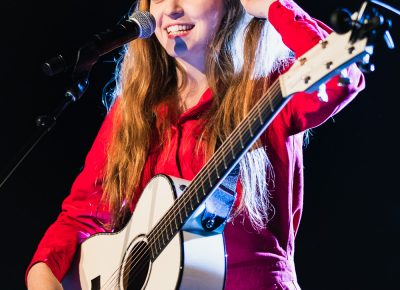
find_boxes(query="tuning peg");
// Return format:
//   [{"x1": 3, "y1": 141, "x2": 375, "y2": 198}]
[
  {"x1": 317, "y1": 83, "x2": 328, "y2": 102},
  {"x1": 359, "y1": 62, "x2": 376, "y2": 73},
  {"x1": 338, "y1": 77, "x2": 351, "y2": 87},
  {"x1": 337, "y1": 70, "x2": 351, "y2": 87},
  {"x1": 357, "y1": 54, "x2": 375, "y2": 73},
  {"x1": 330, "y1": 8, "x2": 353, "y2": 34}
]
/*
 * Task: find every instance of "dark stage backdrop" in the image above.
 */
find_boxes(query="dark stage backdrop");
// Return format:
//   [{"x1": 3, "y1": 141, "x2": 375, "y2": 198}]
[{"x1": 1, "y1": 1, "x2": 398, "y2": 289}]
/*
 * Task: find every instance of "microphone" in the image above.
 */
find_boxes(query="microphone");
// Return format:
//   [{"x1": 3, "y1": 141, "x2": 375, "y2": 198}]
[{"x1": 42, "y1": 11, "x2": 156, "y2": 77}]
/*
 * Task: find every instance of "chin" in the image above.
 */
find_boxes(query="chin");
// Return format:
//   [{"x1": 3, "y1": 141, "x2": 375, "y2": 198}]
[{"x1": 163, "y1": 38, "x2": 189, "y2": 57}]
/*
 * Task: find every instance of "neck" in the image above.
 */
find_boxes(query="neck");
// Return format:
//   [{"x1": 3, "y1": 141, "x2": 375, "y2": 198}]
[{"x1": 176, "y1": 58, "x2": 209, "y2": 111}]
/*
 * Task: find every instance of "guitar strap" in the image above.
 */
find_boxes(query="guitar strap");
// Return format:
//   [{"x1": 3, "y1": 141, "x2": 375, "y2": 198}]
[{"x1": 200, "y1": 165, "x2": 239, "y2": 233}]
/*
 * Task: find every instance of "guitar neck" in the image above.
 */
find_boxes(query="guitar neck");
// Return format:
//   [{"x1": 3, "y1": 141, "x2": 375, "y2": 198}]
[{"x1": 147, "y1": 78, "x2": 291, "y2": 261}]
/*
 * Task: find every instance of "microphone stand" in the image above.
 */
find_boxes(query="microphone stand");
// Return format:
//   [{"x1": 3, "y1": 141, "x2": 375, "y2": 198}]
[{"x1": 0, "y1": 40, "x2": 99, "y2": 189}]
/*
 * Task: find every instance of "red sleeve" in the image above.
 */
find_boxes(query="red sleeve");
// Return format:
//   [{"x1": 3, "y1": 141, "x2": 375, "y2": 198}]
[
  {"x1": 25, "y1": 102, "x2": 118, "y2": 284},
  {"x1": 268, "y1": 0, "x2": 365, "y2": 134}
]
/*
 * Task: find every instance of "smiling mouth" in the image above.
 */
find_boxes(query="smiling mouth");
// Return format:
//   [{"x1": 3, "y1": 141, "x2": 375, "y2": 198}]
[{"x1": 166, "y1": 24, "x2": 195, "y2": 37}]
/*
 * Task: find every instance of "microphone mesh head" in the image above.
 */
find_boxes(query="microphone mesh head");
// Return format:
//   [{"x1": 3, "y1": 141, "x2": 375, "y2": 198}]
[{"x1": 130, "y1": 11, "x2": 156, "y2": 39}]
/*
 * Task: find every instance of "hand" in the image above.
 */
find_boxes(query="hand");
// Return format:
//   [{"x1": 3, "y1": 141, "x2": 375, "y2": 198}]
[
  {"x1": 27, "y1": 262, "x2": 63, "y2": 290},
  {"x1": 240, "y1": 0, "x2": 277, "y2": 19}
]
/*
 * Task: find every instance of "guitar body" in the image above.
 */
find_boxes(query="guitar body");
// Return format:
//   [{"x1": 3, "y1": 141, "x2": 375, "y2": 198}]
[{"x1": 62, "y1": 175, "x2": 226, "y2": 290}]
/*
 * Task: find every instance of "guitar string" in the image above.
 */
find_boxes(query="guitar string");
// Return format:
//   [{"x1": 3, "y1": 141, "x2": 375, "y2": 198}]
[
  {"x1": 144, "y1": 79, "x2": 282, "y2": 248},
  {"x1": 109, "y1": 83, "x2": 283, "y2": 290},
  {"x1": 144, "y1": 79, "x2": 283, "y2": 251},
  {"x1": 100, "y1": 80, "x2": 283, "y2": 289},
  {"x1": 101, "y1": 80, "x2": 282, "y2": 290}
]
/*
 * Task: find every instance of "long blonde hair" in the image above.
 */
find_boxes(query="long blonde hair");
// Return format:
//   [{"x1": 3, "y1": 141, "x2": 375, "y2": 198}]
[{"x1": 102, "y1": 0, "x2": 292, "y2": 229}]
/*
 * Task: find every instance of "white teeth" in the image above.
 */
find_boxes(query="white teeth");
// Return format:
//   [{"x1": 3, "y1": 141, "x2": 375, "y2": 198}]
[{"x1": 166, "y1": 24, "x2": 194, "y2": 33}]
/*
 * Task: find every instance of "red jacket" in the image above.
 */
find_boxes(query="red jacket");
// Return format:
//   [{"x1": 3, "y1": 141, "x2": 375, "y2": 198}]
[{"x1": 27, "y1": 1, "x2": 365, "y2": 289}]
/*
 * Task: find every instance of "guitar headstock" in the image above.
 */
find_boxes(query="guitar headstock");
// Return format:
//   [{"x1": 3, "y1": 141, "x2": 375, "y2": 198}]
[
  {"x1": 279, "y1": 0, "x2": 397, "y2": 98},
  {"x1": 279, "y1": 30, "x2": 373, "y2": 97}
]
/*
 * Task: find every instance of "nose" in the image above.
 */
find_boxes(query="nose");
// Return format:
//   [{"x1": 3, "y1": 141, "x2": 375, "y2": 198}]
[{"x1": 164, "y1": 0, "x2": 184, "y2": 19}]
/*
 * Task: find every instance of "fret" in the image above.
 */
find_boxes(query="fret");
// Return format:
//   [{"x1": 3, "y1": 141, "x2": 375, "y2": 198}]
[
  {"x1": 182, "y1": 203, "x2": 188, "y2": 220},
  {"x1": 256, "y1": 105, "x2": 264, "y2": 125},
  {"x1": 253, "y1": 116, "x2": 258, "y2": 126},
  {"x1": 161, "y1": 231, "x2": 167, "y2": 247},
  {"x1": 239, "y1": 123, "x2": 248, "y2": 144},
  {"x1": 189, "y1": 199, "x2": 194, "y2": 211},
  {"x1": 207, "y1": 171, "x2": 213, "y2": 188},
  {"x1": 213, "y1": 161, "x2": 221, "y2": 178},
  {"x1": 222, "y1": 155, "x2": 228, "y2": 169},
  {"x1": 149, "y1": 235, "x2": 160, "y2": 259},
  {"x1": 149, "y1": 243, "x2": 155, "y2": 260},
  {"x1": 252, "y1": 114, "x2": 262, "y2": 134},
  {"x1": 268, "y1": 95, "x2": 275, "y2": 112},
  {"x1": 246, "y1": 117, "x2": 254, "y2": 137},
  {"x1": 200, "y1": 182, "x2": 207, "y2": 197},
  {"x1": 178, "y1": 210, "x2": 183, "y2": 224},
  {"x1": 239, "y1": 132, "x2": 245, "y2": 149},
  {"x1": 259, "y1": 105, "x2": 268, "y2": 121},
  {"x1": 228, "y1": 137, "x2": 236, "y2": 159},
  {"x1": 240, "y1": 129, "x2": 250, "y2": 147},
  {"x1": 210, "y1": 167, "x2": 219, "y2": 186},
  {"x1": 157, "y1": 235, "x2": 162, "y2": 250},
  {"x1": 173, "y1": 216, "x2": 179, "y2": 230}
]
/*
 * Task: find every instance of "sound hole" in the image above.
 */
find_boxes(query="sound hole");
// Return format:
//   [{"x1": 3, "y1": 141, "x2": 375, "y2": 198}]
[{"x1": 122, "y1": 240, "x2": 151, "y2": 290}]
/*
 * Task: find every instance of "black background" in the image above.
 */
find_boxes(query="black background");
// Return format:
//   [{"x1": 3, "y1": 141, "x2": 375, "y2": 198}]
[{"x1": 1, "y1": 0, "x2": 399, "y2": 289}]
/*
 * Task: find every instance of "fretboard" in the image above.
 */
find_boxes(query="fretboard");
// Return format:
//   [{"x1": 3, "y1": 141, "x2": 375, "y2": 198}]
[{"x1": 147, "y1": 78, "x2": 292, "y2": 261}]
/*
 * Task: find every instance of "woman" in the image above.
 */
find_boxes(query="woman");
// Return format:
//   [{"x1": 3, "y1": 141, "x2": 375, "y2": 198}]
[{"x1": 26, "y1": 0, "x2": 365, "y2": 289}]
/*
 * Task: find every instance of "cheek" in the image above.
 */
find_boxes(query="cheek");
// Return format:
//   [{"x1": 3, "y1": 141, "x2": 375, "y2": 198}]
[
  {"x1": 149, "y1": 9, "x2": 164, "y2": 45},
  {"x1": 154, "y1": 29, "x2": 166, "y2": 51},
  {"x1": 201, "y1": 8, "x2": 223, "y2": 36},
  {"x1": 210, "y1": 9, "x2": 223, "y2": 27}
]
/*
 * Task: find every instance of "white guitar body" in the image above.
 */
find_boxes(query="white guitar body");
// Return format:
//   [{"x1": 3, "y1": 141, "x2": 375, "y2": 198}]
[{"x1": 62, "y1": 175, "x2": 226, "y2": 290}]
